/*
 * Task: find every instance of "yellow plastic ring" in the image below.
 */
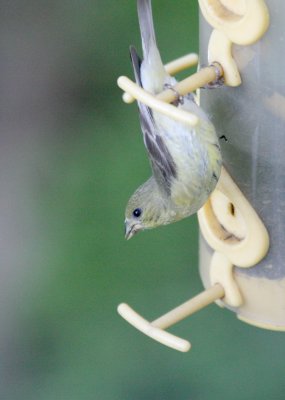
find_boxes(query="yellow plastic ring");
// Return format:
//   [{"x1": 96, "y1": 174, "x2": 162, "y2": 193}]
[{"x1": 198, "y1": 0, "x2": 269, "y2": 45}]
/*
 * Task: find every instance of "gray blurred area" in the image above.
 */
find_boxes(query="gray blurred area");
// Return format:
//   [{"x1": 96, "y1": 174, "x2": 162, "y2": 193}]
[{"x1": 0, "y1": 1, "x2": 284, "y2": 400}]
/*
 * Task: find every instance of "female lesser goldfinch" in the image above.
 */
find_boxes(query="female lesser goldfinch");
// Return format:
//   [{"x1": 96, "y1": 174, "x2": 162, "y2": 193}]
[{"x1": 125, "y1": 0, "x2": 222, "y2": 239}]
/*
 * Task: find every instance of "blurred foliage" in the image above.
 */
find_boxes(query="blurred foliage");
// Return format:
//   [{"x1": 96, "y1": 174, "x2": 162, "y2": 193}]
[{"x1": 0, "y1": 1, "x2": 284, "y2": 400}]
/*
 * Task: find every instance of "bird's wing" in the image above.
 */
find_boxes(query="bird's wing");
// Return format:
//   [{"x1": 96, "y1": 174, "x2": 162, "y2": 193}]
[{"x1": 130, "y1": 46, "x2": 177, "y2": 194}]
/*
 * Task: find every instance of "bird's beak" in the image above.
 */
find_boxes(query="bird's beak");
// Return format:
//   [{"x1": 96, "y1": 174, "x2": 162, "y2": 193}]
[{"x1": 124, "y1": 219, "x2": 142, "y2": 240}]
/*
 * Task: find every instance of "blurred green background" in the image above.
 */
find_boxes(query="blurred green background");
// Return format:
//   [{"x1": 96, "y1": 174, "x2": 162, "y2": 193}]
[{"x1": 0, "y1": 1, "x2": 284, "y2": 399}]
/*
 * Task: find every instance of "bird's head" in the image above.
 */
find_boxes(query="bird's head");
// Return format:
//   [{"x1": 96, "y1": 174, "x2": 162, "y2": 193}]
[
  {"x1": 124, "y1": 205, "x2": 145, "y2": 240},
  {"x1": 124, "y1": 178, "x2": 176, "y2": 240}
]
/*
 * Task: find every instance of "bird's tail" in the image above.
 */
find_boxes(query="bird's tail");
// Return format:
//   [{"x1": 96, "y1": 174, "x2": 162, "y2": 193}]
[
  {"x1": 137, "y1": 0, "x2": 157, "y2": 57},
  {"x1": 136, "y1": 0, "x2": 168, "y2": 94}
]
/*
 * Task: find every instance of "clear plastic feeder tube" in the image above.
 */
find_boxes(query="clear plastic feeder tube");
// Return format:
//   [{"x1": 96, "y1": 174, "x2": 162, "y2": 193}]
[{"x1": 199, "y1": 1, "x2": 285, "y2": 330}]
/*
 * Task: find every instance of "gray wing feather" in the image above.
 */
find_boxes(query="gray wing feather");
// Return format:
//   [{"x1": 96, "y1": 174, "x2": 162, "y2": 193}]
[{"x1": 130, "y1": 46, "x2": 177, "y2": 193}]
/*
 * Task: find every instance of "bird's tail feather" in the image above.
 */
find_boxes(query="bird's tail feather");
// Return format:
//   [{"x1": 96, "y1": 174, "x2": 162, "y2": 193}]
[{"x1": 137, "y1": 0, "x2": 156, "y2": 57}]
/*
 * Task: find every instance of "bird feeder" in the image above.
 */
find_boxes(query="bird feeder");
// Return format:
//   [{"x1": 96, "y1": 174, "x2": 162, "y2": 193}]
[{"x1": 199, "y1": 0, "x2": 285, "y2": 331}]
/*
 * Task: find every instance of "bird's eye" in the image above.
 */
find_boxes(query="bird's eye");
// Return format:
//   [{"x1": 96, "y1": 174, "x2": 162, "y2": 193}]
[{"x1": 133, "y1": 208, "x2": 142, "y2": 218}]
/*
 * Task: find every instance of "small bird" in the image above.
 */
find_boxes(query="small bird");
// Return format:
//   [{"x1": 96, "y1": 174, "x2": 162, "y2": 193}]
[{"x1": 125, "y1": 0, "x2": 222, "y2": 240}]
